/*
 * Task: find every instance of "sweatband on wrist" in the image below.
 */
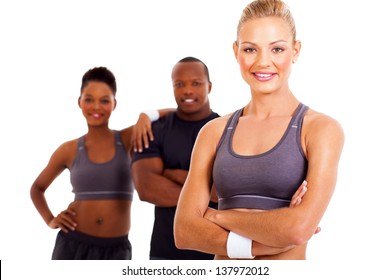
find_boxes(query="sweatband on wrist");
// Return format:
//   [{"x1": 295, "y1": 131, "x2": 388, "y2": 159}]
[
  {"x1": 142, "y1": 109, "x2": 159, "y2": 122},
  {"x1": 226, "y1": 231, "x2": 255, "y2": 259}
]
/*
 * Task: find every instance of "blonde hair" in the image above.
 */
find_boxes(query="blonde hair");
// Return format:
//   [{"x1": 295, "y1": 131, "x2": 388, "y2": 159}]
[{"x1": 237, "y1": 0, "x2": 296, "y2": 41}]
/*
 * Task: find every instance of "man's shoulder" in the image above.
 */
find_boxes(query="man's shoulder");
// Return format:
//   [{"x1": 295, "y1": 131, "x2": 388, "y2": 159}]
[
  {"x1": 210, "y1": 111, "x2": 220, "y2": 119},
  {"x1": 152, "y1": 111, "x2": 175, "y2": 128}
]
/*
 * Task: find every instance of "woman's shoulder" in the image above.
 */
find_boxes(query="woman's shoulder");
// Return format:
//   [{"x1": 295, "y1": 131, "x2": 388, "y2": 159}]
[
  {"x1": 305, "y1": 108, "x2": 342, "y2": 127},
  {"x1": 59, "y1": 138, "x2": 80, "y2": 157},
  {"x1": 55, "y1": 138, "x2": 79, "y2": 153},
  {"x1": 304, "y1": 108, "x2": 344, "y2": 140},
  {"x1": 196, "y1": 112, "x2": 235, "y2": 143},
  {"x1": 45, "y1": 137, "x2": 79, "y2": 168},
  {"x1": 201, "y1": 112, "x2": 232, "y2": 130}
]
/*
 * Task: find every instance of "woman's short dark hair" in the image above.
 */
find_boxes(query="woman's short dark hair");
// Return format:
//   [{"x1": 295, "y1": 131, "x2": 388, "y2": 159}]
[{"x1": 81, "y1": 67, "x2": 117, "y2": 95}]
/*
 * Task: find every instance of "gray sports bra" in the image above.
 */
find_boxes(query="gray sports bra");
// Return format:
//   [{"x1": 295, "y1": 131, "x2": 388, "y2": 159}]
[
  {"x1": 213, "y1": 103, "x2": 308, "y2": 210},
  {"x1": 70, "y1": 130, "x2": 133, "y2": 201}
]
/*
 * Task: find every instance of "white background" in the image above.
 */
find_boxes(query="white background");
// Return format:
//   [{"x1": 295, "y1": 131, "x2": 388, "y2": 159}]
[{"x1": 1, "y1": 0, "x2": 389, "y2": 279}]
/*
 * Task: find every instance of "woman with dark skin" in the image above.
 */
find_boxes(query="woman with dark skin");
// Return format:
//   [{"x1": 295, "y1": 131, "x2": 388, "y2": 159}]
[{"x1": 30, "y1": 67, "x2": 163, "y2": 259}]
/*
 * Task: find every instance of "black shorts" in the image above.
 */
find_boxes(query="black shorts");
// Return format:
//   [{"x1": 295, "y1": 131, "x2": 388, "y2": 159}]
[{"x1": 52, "y1": 230, "x2": 132, "y2": 260}]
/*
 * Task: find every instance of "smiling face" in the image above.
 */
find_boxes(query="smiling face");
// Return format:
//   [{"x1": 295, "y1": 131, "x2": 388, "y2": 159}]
[
  {"x1": 234, "y1": 16, "x2": 300, "y2": 96},
  {"x1": 78, "y1": 81, "x2": 116, "y2": 127},
  {"x1": 171, "y1": 61, "x2": 212, "y2": 121}
]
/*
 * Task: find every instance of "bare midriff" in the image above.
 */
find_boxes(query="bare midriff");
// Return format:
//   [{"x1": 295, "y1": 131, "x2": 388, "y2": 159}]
[{"x1": 67, "y1": 200, "x2": 131, "y2": 237}]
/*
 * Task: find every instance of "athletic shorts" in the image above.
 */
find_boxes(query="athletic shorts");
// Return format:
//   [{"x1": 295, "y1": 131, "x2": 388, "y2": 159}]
[{"x1": 52, "y1": 230, "x2": 132, "y2": 260}]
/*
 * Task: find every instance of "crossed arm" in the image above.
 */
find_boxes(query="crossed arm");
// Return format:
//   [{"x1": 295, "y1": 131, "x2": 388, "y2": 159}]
[
  {"x1": 174, "y1": 114, "x2": 344, "y2": 257},
  {"x1": 131, "y1": 157, "x2": 188, "y2": 207}
]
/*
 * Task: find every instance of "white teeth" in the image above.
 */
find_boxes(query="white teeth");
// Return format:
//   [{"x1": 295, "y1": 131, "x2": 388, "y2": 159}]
[
  {"x1": 184, "y1": 99, "x2": 194, "y2": 102},
  {"x1": 256, "y1": 73, "x2": 272, "y2": 78}
]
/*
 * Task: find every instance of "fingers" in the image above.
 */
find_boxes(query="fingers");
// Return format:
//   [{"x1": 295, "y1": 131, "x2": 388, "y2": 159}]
[
  {"x1": 292, "y1": 197, "x2": 301, "y2": 207},
  {"x1": 135, "y1": 132, "x2": 144, "y2": 153},
  {"x1": 289, "y1": 180, "x2": 308, "y2": 208},
  {"x1": 130, "y1": 125, "x2": 141, "y2": 153},
  {"x1": 291, "y1": 181, "x2": 307, "y2": 201},
  {"x1": 132, "y1": 115, "x2": 154, "y2": 153},
  {"x1": 49, "y1": 210, "x2": 77, "y2": 233},
  {"x1": 61, "y1": 210, "x2": 77, "y2": 232},
  {"x1": 142, "y1": 126, "x2": 151, "y2": 149},
  {"x1": 147, "y1": 125, "x2": 154, "y2": 142},
  {"x1": 64, "y1": 208, "x2": 76, "y2": 216},
  {"x1": 134, "y1": 125, "x2": 151, "y2": 152},
  {"x1": 297, "y1": 180, "x2": 308, "y2": 197},
  {"x1": 131, "y1": 128, "x2": 144, "y2": 153}
]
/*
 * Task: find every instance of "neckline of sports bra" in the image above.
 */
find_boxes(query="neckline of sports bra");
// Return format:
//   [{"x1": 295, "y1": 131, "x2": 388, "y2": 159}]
[
  {"x1": 80, "y1": 131, "x2": 120, "y2": 165},
  {"x1": 227, "y1": 103, "x2": 303, "y2": 159}
]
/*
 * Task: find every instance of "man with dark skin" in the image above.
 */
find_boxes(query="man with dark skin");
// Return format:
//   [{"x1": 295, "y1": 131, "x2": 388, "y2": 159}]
[{"x1": 131, "y1": 57, "x2": 219, "y2": 260}]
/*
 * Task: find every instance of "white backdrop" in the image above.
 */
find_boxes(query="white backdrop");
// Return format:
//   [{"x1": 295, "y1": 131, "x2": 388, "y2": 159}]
[{"x1": 1, "y1": 0, "x2": 389, "y2": 279}]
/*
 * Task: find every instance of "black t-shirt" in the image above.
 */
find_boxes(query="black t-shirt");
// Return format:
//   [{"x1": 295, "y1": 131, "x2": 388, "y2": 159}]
[{"x1": 132, "y1": 111, "x2": 219, "y2": 259}]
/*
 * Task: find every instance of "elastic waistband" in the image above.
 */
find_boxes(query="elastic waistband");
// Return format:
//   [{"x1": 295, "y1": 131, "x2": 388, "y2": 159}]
[
  {"x1": 218, "y1": 195, "x2": 290, "y2": 210},
  {"x1": 74, "y1": 191, "x2": 133, "y2": 201},
  {"x1": 58, "y1": 230, "x2": 129, "y2": 247}
]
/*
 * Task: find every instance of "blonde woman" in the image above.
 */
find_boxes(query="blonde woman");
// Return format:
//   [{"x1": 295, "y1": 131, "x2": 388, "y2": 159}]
[{"x1": 174, "y1": 0, "x2": 344, "y2": 260}]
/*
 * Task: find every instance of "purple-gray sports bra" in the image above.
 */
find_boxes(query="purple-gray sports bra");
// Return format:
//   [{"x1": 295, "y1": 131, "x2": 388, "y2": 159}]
[
  {"x1": 213, "y1": 103, "x2": 308, "y2": 210},
  {"x1": 70, "y1": 130, "x2": 133, "y2": 201}
]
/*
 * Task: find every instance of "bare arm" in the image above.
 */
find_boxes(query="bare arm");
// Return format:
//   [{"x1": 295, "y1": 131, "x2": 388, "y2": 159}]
[
  {"x1": 131, "y1": 109, "x2": 175, "y2": 152},
  {"x1": 203, "y1": 180, "x2": 319, "y2": 256},
  {"x1": 174, "y1": 119, "x2": 237, "y2": 256},
  {"x1": 131, "y1": 157, "x2": 183, "y2": 207},
  {"x1": 173, "y1": 119, "x2": 269, "y2": 256},
  {"x1": 30, "y1": 142, "x2": 77, "y2": 232},
  {"x1": 205, "y1": 114, "x2": 344, "y2": 247},
  {"x1": 163, "y1": 169, "x2": 188, "y2": 185},
  {"x1": 164, "y1": 169, "x2": 219, "y2": 204},
  {"x1": 173, "y1": 121, "x2": 290, "y2": 257}
]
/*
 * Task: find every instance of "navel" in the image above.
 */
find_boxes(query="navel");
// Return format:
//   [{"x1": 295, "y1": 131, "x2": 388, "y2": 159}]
[{"x1": 96, "y1": 217, "x2": 104, "y2": 225}]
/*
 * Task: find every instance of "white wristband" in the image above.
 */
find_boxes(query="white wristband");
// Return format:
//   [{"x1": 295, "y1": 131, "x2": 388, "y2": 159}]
[
  {"x1": 142, "y1": 109, "x2": 159, "y2": 122},
  {"x1": 226, "y1": 231, "x2": 255, "y2": 259}
]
